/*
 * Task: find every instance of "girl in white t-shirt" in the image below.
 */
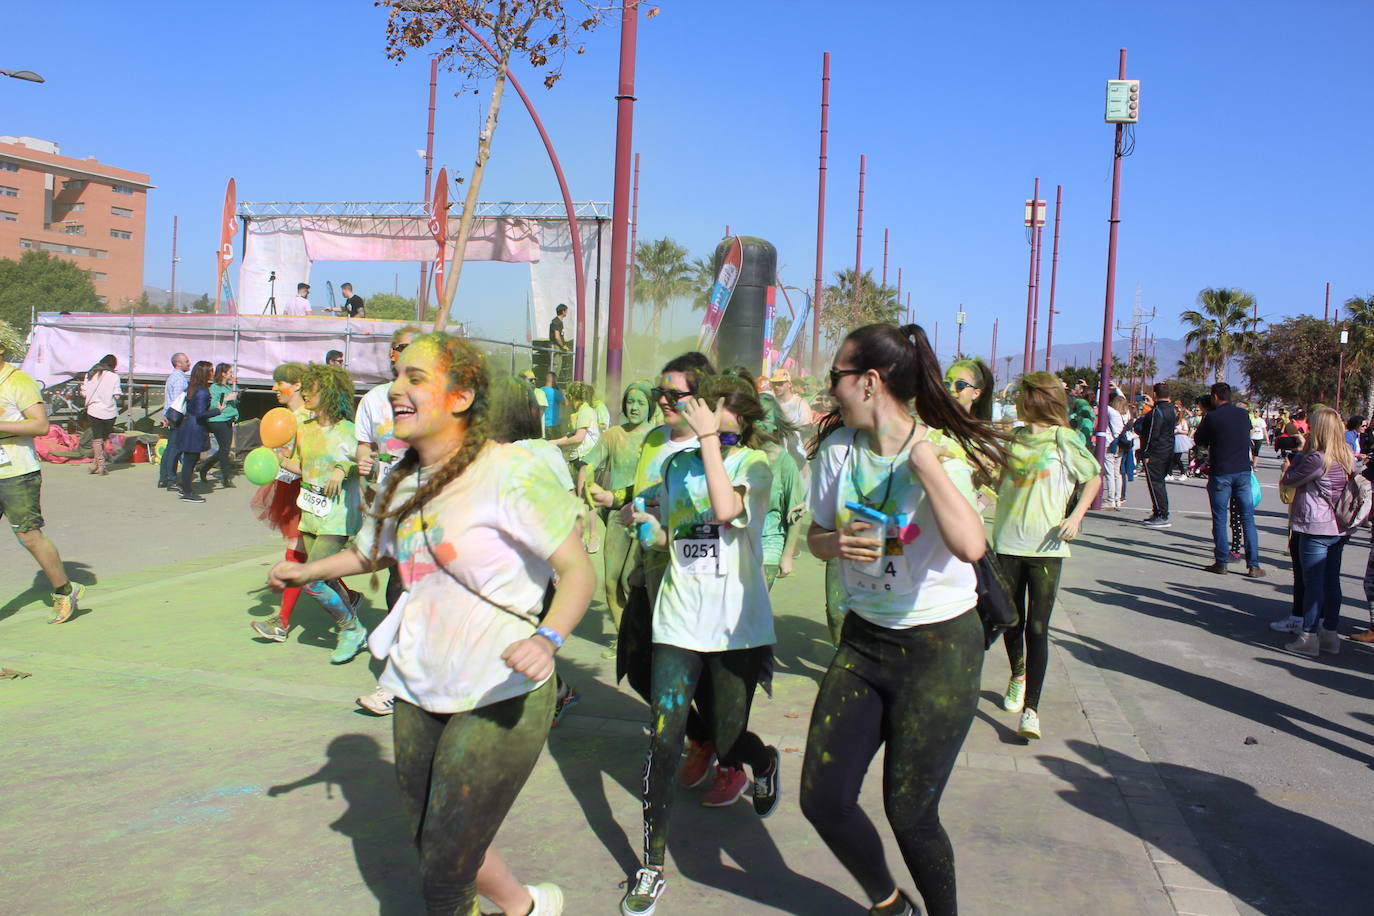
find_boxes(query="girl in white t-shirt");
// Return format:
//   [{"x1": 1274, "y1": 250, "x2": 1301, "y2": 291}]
[
  {"x1": 620, "y1": 376, "x2": 779, "y2": 916},
  {"x1": 550, "y1": 380, "x2": 600, "y2": 463},
  {"x1": 269, "y1": 334, "x2": 593, "y2": 916},
  {"x1": 803, "y1": 323, "x2": 1010, "y2": 916}
]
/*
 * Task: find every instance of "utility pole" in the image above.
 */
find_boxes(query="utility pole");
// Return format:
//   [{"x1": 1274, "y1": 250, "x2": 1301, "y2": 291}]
[
  {"x1": 605, "y1": 0, "x2": 640, "y2": 404},
  {"x1": 811, "y1": 52, "x2": 830, "y2": 377},
  {"x1": 1031, "y1": 215, "x2": 1044, "y2": 368},
  {"x1": 854, "y1": 154, "x2": 865, "y2": 303},
  {"x1": 1092, "y1": 48, "x2": 1136, "y2": 507},
  {"x1": 896, "y1": 267, "x2": 902, "y2": 311},
  {"x1": 169, "y1": 215, "x2": 178, "y2": 312},
  {"x1": 419, "y1": 58, "x2": 437, "y2": 323},
  {"x1": 881, "y1": 227, "x2": 889, "y2": 287},
  {"x1": 991, "y1": 318, "x2": 1000, "y2": 386},
  {"x1": 1338, "y1": 327, "x2": 1349, "y2": 407},
  {"x1": 1324, "y1": 281, "x2": 1331, "y2": 323},
  {"x1": 955, "y1": 305, "x2": 966, "y2": 358},
  {"x1": 1044, "y1": 185, "x2": 1063, "y2": 371},
  {"x1": 1022, "y1": 178, "x2": 1042, "y2": 373}
]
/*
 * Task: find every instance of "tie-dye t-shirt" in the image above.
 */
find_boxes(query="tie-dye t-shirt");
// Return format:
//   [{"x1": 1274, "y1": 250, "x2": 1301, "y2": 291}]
[
  {"x1": 642, "y1": 446, "x2": 775, "y2": 652},
  {"x1": 355, "y1": 442, "x2": 581, "y2": 714},
  {"x1": 810, "y1": 426, "x2": 978, "y2": 628},
  {"x1": 355, "y1": 382, "x2": 410, "y2": 489},
  {"x1": 992, "y1": 425, "x2": 1101, "y2": 558},
  {"x1": 0, "y1": 365, "x2": 43, "y2": 479},
  {"x1": 762, "y1": 450, "x2": 805, "y2": 566},
  {"x1": 294, "y1": 417, "x2": 361, "y2": 537}
]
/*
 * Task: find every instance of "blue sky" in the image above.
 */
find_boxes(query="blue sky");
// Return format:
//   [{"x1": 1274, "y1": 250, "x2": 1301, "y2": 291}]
[{"x1": 5, "y1": 0, "x2": 1372, "y2": 366}]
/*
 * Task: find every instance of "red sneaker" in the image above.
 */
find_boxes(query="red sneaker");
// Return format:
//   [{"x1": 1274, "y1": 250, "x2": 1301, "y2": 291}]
[
  {"x1": 701, "y1": 766, "x2": 748, "y2": 807},
  {"x1": 680, "y1": 740, "x2": 716, "y2": 788}
]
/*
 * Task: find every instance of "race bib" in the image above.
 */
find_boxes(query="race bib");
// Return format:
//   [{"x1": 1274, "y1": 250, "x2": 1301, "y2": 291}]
[
  {"x1": 275, "y1": 469, "x2": 300, "y2": 484},
  {"x1": 675, "y1": 523, "x2": 724, "y2": 576},
  {"x1": 0, "y1": 446, "x2": 10, "y2": 467},
  {"x1": 845, "y1": 520, "x2": 916, "y2": 594},
  {"x1": 296, "y1": 484, "x2": 334, "y2": 518}
]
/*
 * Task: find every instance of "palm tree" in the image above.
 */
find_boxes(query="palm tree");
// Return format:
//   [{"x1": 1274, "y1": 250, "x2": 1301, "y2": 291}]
[
  {"x1": 632, "y1": 237, "x2": 693, "y2": 339},
  {"x1": 688, "y1": 257, "x2": 714, "y2": 312},
  {"x1": 1179, "y1": 287, "x2": 1260, "y2": 383},
  {"x1": 820, "y1": 268, "x2": 900, "y2": 341},
  {"x1": 1176, "y1": 349, "x2": 1209, "y2": 382},
  {"x1": 1341, "y1": 294, "x2": 1374, "y2": 414}
]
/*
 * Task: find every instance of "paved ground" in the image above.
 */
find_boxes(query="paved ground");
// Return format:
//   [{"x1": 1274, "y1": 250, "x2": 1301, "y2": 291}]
[{"x1": 2, "y1": 455, "x2": 1370, "y2": 915}]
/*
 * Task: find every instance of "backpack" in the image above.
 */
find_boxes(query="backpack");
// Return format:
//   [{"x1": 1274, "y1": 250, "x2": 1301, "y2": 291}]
[{"x1": 1322, "y1": 465, "x2": 1373, "y2": 530}]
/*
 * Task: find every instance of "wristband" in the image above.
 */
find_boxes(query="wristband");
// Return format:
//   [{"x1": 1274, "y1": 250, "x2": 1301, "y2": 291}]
[
  {"x1": 697, "y1": 431, "x2": 720, "y2": 440},
  {"x1": 534, "y1": 625, "x2": 564, "y2": 651}
]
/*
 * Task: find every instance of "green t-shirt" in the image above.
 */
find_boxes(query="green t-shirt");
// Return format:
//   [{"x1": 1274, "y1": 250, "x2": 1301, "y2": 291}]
[
  {"x1": 208, "y1": 383, "x2": 239, "y2": 423},
  {"x1": 296, "y1": 417, "x2": 361, "y2": 537},
  {"x1": 992, "y1": 425, "x2": 1101, "y2": 558},
  {"x1": 762, "y1": 450, "x2": 804, "y2": 566}
]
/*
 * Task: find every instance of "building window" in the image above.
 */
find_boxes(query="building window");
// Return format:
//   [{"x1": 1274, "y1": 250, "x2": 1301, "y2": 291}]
[
  {"x1": 111, "y1": 184, "x2": 134, "y2": 195},
  {"x1": 93, "y1": 248, "x2": 107, "y2": 259},
  {"x1": 111, "y1": 206, "x2": 133, "y2": 218},
  {"x1": 0, "y1": 186, "x2": 17, "y2": 198},
  {"x1": 63, "y1": 224, "x2": 86, "y2": 236},
  {"x1": 0, "y1": 162, "x2": 18, "y2": 173},
  {"x1": 0, "y1": 211, "x2": 16, "y2": 222},
  {"x1": 67, "y1": 202, "x2": 86, "y2": 213},
  {"x1": 19, "y1": 239, "x2": 32, "y2": 249},
  {"x1": 61, "y1": 178, "x2": 86, "y2": 191},
  {"x1": 90, "y1": 271, "x2": 107, "y2": 282},
  {"x1": 110, "y1": 229, "x2": 132, "y2": 240}
]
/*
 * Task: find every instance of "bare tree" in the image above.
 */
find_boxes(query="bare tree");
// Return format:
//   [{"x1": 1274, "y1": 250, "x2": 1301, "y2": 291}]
[{"x1": 382, "y1": 1, "x2": 606, "y2": 331}]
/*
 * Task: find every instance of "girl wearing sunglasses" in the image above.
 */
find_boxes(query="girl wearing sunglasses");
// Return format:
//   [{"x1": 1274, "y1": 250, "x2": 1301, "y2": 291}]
[{"x1": 942, "y1": 359, "x2": 995, "y2": 422}]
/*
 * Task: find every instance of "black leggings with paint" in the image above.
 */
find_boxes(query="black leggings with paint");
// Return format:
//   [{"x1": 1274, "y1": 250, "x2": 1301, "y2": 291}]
[
  {"x1": 801, "y1": 609, "x2": 982, "y2": 916},
  {"x1": 998, "y1": 553, "x2": 1064, "y2": 712},
  {"x1": 641, "y1": 643, "x2": 772, "y2": 868},
  {"x1": 392, "y1": 679, "x2": 553, "y2": 916}
]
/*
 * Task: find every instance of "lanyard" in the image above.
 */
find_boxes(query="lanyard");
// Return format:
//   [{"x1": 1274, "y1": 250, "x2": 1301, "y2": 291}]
[{"x1": 847, "y1": 422, "x2": 917, "y2": 513}]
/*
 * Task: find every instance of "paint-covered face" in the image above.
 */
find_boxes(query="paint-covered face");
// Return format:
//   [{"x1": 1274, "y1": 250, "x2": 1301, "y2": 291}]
[
  {"x1": 624, "y1": 388, "x2": 650, "y2": 426},
  {"x1": 658, "y1": 371, "x2": 693, "y2": 429},
  {"x1": 944, "y1": 366, "x2": 980, "y2": 412},
  {"x1": 389, "y1": 339, "x2": 474, "y2": 445},
  {"x1": 301, "y1": 384, "x2": 322, "y2": 412},
  {"x1": 273, "y1": 380, "x2": 299, "y2": 406}
]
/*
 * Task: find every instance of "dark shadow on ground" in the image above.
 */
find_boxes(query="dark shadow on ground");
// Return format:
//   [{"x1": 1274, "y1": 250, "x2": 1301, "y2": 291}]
[
  {"x1": 1063, "y1": 580, "x2": 1292, "y2": 647},
  {"x1": 1057, "y1": 631, "x2": 1374, "y2": 768},
  {"x1": 267, "y1": 733, "x2": 422, "y2": 915},
  {"x1": 1042, "y1": 738, "x2": 1374, "y2": 916},
  {"x1": 0, "y1": 563, "x2": 98, "y2": 624},
  {"x1": 1252, "y1": 653, "x2": 1374, "y2": 701},
  {"x1": 975, "y1": 690, "x2": 1028, "y2": 745},
  {"x1": 771, "y1": 613, "x2": 834, "y2": 686},
  {"x1": 547, "y1": 657, "x2": 863, "y2": 914}
]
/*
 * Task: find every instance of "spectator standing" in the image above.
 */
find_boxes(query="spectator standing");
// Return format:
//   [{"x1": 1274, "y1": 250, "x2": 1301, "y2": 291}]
[
  {"x1": 197, "y1": 363, "x2": 239, "y2": 488},
  {"x1": 1194, "y1": 383, "x2": 1264, "y2": 577},
  {"x1": 283, "y1": 283, "x2": 313, "y2": 316},
  {"x1": 79, "y1": 354, "x2": 120, "y2": 476},
  {"x1": 1247, "y1": 404, "x2": 1267, "y2": 460},
  {"x1": 174, "y1": 361, "x2": 214, "y2": 503},
  {"x1": 1102, "y1": 394, "x2": 1130, "y2": 510},
  {"x1": 158, "y1": 352, "x2": 191, "y2": 489},
  {"x1": 1134, "y1": 382, "x2": 1177, "y2": 527},
  {"x1": 1344, "y1": 416, "x2": 1365, "y2": 457},
  {"x1": 539, "y1": 372, "x2": 565, "y2": 439},
  {"x1": 339, "y1": 282, "x2": 365, "y2": 317}
]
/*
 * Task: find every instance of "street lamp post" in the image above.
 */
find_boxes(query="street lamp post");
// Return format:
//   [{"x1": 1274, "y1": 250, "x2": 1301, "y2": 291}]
[
  {"x1": 0, "y1": 70, "x2": 45, "y2": 83},
  {"x1": 1337, "y1": 327, "x2": 1349, "y2": 408}
]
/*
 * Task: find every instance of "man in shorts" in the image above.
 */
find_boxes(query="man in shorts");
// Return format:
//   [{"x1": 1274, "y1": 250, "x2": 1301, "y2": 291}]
[{"x1": 0, "y1": 320, "x2": 82, "y2": 622}]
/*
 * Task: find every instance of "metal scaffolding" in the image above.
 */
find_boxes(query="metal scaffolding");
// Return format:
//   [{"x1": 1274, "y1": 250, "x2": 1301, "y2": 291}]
[{"x1": 238, "y1": 201, "x2": 611, "y2": 220}]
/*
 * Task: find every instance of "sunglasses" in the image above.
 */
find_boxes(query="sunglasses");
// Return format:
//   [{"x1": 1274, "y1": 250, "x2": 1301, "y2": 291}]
[
  {"x1": 390, "y1": 342, "x2": 410, "y2": 353},
  {"x1": 655, "y1": 387, "x2": 693, "y2": 404},
  {"x1": 945, "y1": 379, "x2": 976, "y2": 393},
  {"x1": 828, "y1": 367, "x2": 864, "y2": 388}
]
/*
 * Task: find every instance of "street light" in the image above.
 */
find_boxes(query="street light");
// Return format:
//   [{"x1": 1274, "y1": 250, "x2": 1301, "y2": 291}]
[
  {"x1": 1337, "y1": 327, "x2": 1349, "y2": 408},
  {"x1": 1, "y1": 70, "x2": 45, "y2": 83}
]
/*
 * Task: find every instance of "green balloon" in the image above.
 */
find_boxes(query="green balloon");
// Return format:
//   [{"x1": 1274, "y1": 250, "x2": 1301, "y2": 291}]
[{"x1": 243, "y1": 447, "x2": 281, "y2": 486}]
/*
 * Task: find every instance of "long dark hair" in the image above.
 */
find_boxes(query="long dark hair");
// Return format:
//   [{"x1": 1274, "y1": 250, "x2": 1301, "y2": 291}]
[
  {"x1": 697, "y1": 374, "x2": 766, "y2": 449},
  {"x1": 488, "y1": 375, "x2": 542, "y2": 443},
  {"x1": 946, "y1": 357, "x2": 995, "y2": 422},
  {"x1": 86, "y1": 353, "x2": 116, "y2": 380},
  {"x1": 823, "y1": 323, "x2": 1010, "y2": 471},
  {"x1": 187, "y1": 360, "x2": 213, "y2": 397}
]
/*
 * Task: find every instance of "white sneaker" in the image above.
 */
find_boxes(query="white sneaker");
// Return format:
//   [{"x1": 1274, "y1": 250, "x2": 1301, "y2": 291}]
[
  {"x1": 1285, "y1": 631, "x2": 1320, "y2": 658},
  {"x1": 1002, "y1": 676, "x2": 1027, "y2": 712},
  {"x1": 1269, "y1": 616, "x2": 1302, "y2": 633},
  {"x1": 1018, "y1": 708, "x2": 1042, "y2": 740},
  {"x1": 356, "y1": 687, "x2": 395, "y2": 716},
  {"x1": 524, "y1": 882, "x2": 564, "y2": 916}
]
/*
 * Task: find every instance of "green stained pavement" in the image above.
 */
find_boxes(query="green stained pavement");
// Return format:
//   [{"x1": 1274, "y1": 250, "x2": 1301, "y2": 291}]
[{"x1": 2, "y1": 463, "x2": 1204, "y2": 914}]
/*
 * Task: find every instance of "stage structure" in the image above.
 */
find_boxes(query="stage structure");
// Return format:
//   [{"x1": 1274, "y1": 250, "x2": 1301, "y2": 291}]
[{"x1": 236, "y1": 200, "x2": 611, "y2": 381}]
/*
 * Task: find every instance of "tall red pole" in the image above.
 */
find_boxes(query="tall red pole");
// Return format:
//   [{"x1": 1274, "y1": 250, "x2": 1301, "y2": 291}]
[
  {"x1": 170, "y1": 215, "x2": 178, "y2": 311},
  {"x1": 1022, "y1": 176, "x2": 1040, "y2": 373},
  {"x1": 1031, "y1": 221, "x2": 1044, "y2": 366},
  {"x1": 854, "y1": 154, "x2": 865, "y2": 299},
  {"x1": 1324, "y1": 281, "x2": 1331, "y2": 323},
  {"x1": 1044, "y1": 184, "x2": 1063, "y2": 371},
  {"x1": 419, "y1": 58, "x2": 437, "y2": 323},
  {"x1": 1093, "y1": 49, "x2": 1130, "y2": 508},
  {"x1": 881, "y1": 227, "x2": 889, "y2": 287},
  {"x1": 991, "y1": 318, "x2": 1000, "y2": 386},
  {"x1": 605, "y1": 0, "x2": 639, "y2": 404},
  {"x1": 627, "y1": 151, "x2": 640, "y2": 342},
  {"x1": 811, "y1": 52, "x2": 829, "y2": 375}
]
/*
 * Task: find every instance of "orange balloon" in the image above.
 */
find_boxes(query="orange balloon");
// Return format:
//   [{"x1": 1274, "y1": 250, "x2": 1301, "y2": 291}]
[{"x1": 259, "y1": 407, "x2": 297, "y2": 449}]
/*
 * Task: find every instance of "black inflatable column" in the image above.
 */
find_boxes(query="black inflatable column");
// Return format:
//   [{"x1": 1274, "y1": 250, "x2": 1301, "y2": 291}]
[{"x1": 713, "y1": 236, "x2": 776, "y2": 375}]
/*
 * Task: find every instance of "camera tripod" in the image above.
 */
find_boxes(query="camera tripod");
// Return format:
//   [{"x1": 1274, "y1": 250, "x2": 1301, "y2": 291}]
[{"x1": 261, "y1": 271, "x2": 277, "y2": 315}]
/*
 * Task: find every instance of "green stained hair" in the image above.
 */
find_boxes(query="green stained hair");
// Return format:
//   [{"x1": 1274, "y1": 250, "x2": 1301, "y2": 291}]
[
  {"x1": 273, "y1": 362, "x2": 307, "y2": 385},
  {"x1": 302, "y1": 363, "x2": 355, "y2": 424}
]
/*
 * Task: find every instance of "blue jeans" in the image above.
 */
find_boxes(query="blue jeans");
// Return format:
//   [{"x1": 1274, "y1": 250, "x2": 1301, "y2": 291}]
[
  {"x1": 1297, "y1": 532, "x2": 1349, "y2": 633},
  {"x1": 158, "y1": 436, "x2": 182, "y2": 486},
  {"x1": 1207, "y1": 471, "x2": 1259, "y2": 566}
]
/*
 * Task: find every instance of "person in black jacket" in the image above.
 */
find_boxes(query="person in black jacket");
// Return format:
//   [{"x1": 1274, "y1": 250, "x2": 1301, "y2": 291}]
[
  {"x1": 174, "y1": 361, "x2": 214, "y2": 503},
  {"x1": 1134, "y1": 381, "x2": 1176, "y2": 528},
  {"x1": 1194, "y1": 383, "x2": 1264, "y2": 577}
]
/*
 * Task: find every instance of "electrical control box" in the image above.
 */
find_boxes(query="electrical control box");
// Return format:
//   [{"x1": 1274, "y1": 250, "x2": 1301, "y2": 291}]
[
  {"x1": 1023, "y1": 200, "x2": 1046, "y2": 228},
  {"x1": 1105, "y1": 80, "x2": 1140, "y2": 123}
]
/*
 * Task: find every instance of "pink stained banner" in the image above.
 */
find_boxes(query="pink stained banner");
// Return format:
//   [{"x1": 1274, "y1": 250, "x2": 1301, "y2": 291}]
[
  {"x1": 430, "y1": 168, "x2": 449, "y2": 303},
  {"x1": 297, "y1": 217, "x2": 541, "y2": 263},
  {"x1": 215, "y1": 178, "x2": 237, "y2": 313}
]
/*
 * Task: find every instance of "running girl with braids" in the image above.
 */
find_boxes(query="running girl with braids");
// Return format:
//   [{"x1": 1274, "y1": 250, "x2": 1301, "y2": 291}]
[
  {"x1": 620, "y1": 374, "x2": 780, "y2": 916},
  {"x1": 292, "y1": 363, "x2": 367, "y2": 664},
  {"x1": 803, "y1": 323, "x2": 1010, "y2": 916},
  {"x1": 251, "y1": 363, "x2": 310, "y2": 642},
  {"x1": 992, "y1": 372, "x2": 1101, "y2": 741},
  {"x1": 269, "y1": 333, "x2": 592, "y2": 916}
]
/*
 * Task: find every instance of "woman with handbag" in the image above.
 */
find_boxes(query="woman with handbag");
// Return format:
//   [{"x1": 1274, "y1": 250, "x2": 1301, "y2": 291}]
[
  {"x1": 269, "y1": 334, "x2": 592, "y2": 916},
  {"x1": 1102, "y1": 395, "x2": 1130, "y2": 509},
  {"x1": 991, "y1": 372, "x2": 1102, "y2": 740},
  {"x1": 173, "y1": 361, "x2": 214, "y2": 502},
  {"x1": 802, "y1": 323, "x2": 1009, "y2": 916},
  {"x1": 79, "y1": 354, "x2": 120, "y2": 476},
  {"x1": 197, "y1": 363, "x2": 239, "y2": 487}
]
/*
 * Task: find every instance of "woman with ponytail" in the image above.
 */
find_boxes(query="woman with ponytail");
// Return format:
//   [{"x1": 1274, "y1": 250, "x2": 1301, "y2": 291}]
[
  {"x1": 802, "y1": 323, "x2": 1009, "y2": 916},
  {"x1": 268, "y1": 334, "x2": 592, "y2": 916}
]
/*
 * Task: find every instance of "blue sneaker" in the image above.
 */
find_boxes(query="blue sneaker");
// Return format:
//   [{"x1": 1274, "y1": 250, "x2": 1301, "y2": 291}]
[{"x1": 331, "y1": 619, "x2": 368, "y2": 664}]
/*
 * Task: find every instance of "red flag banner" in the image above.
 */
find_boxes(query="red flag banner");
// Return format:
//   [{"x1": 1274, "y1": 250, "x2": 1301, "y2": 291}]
[
  {"x1": 216, "y1": 178, "x2": 237, "y2": 313},
  {"x1": 430, "y1": 168, "x2": 449, "y2": 308}
]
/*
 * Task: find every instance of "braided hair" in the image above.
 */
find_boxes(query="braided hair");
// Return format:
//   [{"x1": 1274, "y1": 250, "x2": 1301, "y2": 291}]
[{"x1": 364, "y1": 334, "x2": 491, "y2": 582}]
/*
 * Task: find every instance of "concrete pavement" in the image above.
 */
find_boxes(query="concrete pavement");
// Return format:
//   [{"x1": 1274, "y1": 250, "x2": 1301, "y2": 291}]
[{"x1": 2, "y1": 456, "x2": 1369, "y2": 914}]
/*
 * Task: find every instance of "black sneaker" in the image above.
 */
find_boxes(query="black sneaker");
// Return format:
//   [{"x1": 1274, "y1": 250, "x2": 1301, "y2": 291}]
[
  {"x1": 870, "y1": 890, "x2": 916, "y2": 915},
  {"x1": 752, "y1": 746, "x2": 781, "y2": 817},
  {"x1": 179, "y1": 492, "x2": 206, "y2": 503},
  {"x1": 1203, "y1": 562, "x2": 1228, "y2": 574}
]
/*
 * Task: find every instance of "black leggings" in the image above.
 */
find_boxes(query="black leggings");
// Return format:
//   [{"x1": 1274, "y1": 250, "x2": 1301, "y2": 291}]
[
  {"x1": 642, "y1": 643, "x2": 772, "y2": 867},
  {"x1": 393, "y1": 680, "x2": 553, "y2": 915},
  {"x1": 998, "y1": 554, "x2": 1064, "y2": 712},
  {"x1": 196, "y1": 421, "x2": 234, "y2": 481},
  {"x1": 801, "y1": 610, "x2": 982, "y2": 916},
  {"x1": 618, "y1": 583, "x2": 709, "y2": 744}
]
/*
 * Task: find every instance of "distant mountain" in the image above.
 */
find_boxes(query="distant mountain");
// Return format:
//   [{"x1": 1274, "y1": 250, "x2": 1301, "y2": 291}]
[
  {"x1": 1030, "y1": 336, "x2": 1247, "y2": 386},
  {"x1": 143, "y1": 286, "x2": 207, "y2": 312}
]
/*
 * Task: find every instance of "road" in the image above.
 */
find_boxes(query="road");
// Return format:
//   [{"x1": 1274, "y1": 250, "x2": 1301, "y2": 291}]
[{"x1": 1, "y1": 454, "x2": 1369, "y2": 915}]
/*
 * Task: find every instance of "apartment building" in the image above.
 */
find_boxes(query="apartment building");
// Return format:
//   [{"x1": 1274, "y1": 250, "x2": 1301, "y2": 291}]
[{"x1": 0, "y1": 136, "x2": 153, "y2": 309}]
